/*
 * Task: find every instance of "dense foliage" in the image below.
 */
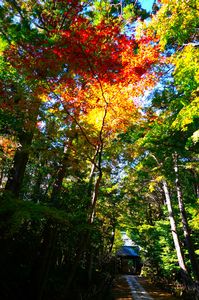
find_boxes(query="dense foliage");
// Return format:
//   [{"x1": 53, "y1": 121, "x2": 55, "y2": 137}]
[{"x1": 0, "y1": 0, "x2": 198, "y2": 299}]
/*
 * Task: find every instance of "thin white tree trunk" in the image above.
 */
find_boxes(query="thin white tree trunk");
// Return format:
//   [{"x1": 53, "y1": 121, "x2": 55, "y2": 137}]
[
  {"x1": 162, "y1": 179, "x2": 187, "y2": 273},
  {"x1": 173, "y1": 153, "x2": 199, "y2": 281}
]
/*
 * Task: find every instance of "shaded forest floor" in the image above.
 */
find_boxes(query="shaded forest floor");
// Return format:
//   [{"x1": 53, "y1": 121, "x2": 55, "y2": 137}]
[{"x1": 111, "y1": 275, "x2": 180, "y2": 300}]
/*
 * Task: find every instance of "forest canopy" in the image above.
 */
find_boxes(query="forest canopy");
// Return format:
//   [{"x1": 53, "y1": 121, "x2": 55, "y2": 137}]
[{"x1": 0, "y1": 0, "x2": 198, "y2": 299}]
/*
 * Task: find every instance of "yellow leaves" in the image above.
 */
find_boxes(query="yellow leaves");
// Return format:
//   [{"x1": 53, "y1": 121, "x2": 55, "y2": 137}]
[
  {"x1": 191, "y1": 129, "x2": 199, "y2": 144},
  {"x1": 86, "y1": 108, "x2": 105, "y2": 131},
  {"x1": 172, "y1": 97, "x2": 199, "y2": 131},
  {"x1": 149, "y1": 181, "x2": 156, "y2": 192},
  {"x1": 39, "y1": 93, "x2": 48, "y2": 102},
  {"x1": 50, "y1": 79, "x2": 140, "y2": 144},
  {"x1": 79, "y1": 81, "x2": 138, "y2": 137},
  {"x1": 0, "y1": 136, "x2": 18, "y2": 158},
  {"x1": 141, "y1": 0, "x2": 199, "y2": 50},
  {"x1": 148, "y1": 176, "x2": 164, "y2": 192},
  {"x1": 173, "y1": 44, "x2": 199, "y2": 92},
  {"x1": 189, "y1": 198, "x2": 199, "y2": 230},
  {"x1": 48, "y1": 108, "x2": 58, "y2": 114}
]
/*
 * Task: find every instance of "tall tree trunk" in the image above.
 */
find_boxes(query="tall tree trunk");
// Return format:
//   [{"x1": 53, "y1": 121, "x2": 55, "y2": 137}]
[
  {"x1": 33, "y1": 147, "x2": 70, "y2": 298},
  {"x1": 64, "y1": 146, "x2": 103, "y2": 294},
  {"x1": 29, "y1": 222, "x2": 57, "y2": 300},
  {"x1": 31, "y1": 170, "x2": 43, "y2": 202},
  {"x1": 189, "y1": 169, "x2": 199, "y2": 199},
  {"x1": 63, "y1": 233, "x2": 89, "y2": 297},
  {"x1": 173, "y1": 153, "x2": 199, "y2": 281},
  {"x1": 30, "y1": 141, "x2": 71, "y2": 299},
  {"x1": 88, "y1": 170, "x2": 102, "y2": 224},
  {"x1": 162, "y1": 179, "x2": 188, "y2": 280},
  {"x1": 4, "y1": 131, "x2": 33, "y2": 197},
  {"x1": 0, "y1": 159, "x2": 7, "y2": 188},
  {"x1": 109, "y1": 222, "x2": 116, "y2": 254},
  {"x1": 50, "y1": 154, "x2": 68, "y2": 206},
  {"x1": 147, "y1": 203, "x2": 154, "y2": 225},
  {"x1": 50, "y1": 135, "x2": 76, "y2": 206},
  {"x1": 4, "y1": 94, "x2": 41, "y2": 197},
  {"x1": 86, "y1": 165, "x2": 102, "y2": 285},
  {"x1": 88, "y1": 145, "x2": 103, "y2": 224}
]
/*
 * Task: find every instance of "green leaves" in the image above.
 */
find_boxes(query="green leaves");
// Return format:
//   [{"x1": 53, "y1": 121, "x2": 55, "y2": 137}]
[
  {"x1": 172, "y1": 98, "x2": 199, "y2": 131},
  {"x1": 0, "y1": 194, "x2": 69, "y2": 236},
  {"x1": 173, "y1": 44, "x2": 199, "y2": 95},
  {"x1": 147, "y1": 0, "x2": 199, "y2": 49}
]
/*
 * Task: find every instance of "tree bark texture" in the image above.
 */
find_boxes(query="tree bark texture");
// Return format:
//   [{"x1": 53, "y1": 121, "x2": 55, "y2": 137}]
[
  {"x1": 162, "y1": 179, "x2": 188, "y2": 274},
  {"x1": 4, "y1": 131, "x2": 33, "y2": 197},
  {"x1": 173, "y1": 153, "x2": 199, "y2": 281}
]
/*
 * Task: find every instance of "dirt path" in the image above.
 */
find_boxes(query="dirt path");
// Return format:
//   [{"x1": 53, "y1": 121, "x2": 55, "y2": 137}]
[
  {"x1": 125, "y1": 275, "x2": 153, "y2": 299},
  {"x1": 111, "y1": 275, "x2": 179, "y2": 300}
]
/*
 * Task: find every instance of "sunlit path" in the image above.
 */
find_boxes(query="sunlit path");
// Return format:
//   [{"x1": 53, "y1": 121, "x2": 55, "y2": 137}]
[
  {"x1": 125, "y1": 275, "x2": 154, "y2": 300},
  {"x1": 111, "y1": 275, "x2": 180, "y2": 300}
]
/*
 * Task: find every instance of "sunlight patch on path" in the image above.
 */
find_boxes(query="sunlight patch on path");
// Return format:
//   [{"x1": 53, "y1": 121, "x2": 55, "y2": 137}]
[{"x1": 124, "y1": 275, "x2": 154, "y2": 300}]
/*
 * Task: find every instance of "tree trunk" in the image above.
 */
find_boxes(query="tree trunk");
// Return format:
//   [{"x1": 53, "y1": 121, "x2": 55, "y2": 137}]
[
  {"x1": 173, "y1": 153, "x2": 199, "y2": 281},
  {"x1": 29, "y1": 222, "x2": 57, "y2": 300},
  {"x1": 38, "y1": 225, "x2": 57, "y2": 300},
  {"x1": 31, "y1": 170, "x2": 43, "y2": 202},
  {"x1": 88, "y1": 170, "x2": 102, "y2": 224},
  {"x1": 88, "y1": 144, "x2": 103, "y2": 224},
  {"x1": 64, "y1": 146, "x2": 103, "y2": 295},
  {"x1": 4, "y1": 131, "x2": 33, "y2": 197},
  {"x1": 162, "y1": 180, "x2": 188, "y2": 277},
  {"x1": 88, "y1": 252, "x2": 94, "y2": 284},
  {"x1": 189, "y1": 169, "x2": 199, "y2": 199},
  {"x1": 0, "y1": 159, "x2": 7, "y2": 188},
  {"x1": 63, "y1": 232, "x2": 89, "y2": 297},
  {"x1": 50, "y1": 155, "x2": 68, "y2": 206},
  {"x1": 50, "y1": 137, "x2": 75, "y2": 206},
  {"x1": 109, "y1": 223, "x2": 116, "y2": 254}
]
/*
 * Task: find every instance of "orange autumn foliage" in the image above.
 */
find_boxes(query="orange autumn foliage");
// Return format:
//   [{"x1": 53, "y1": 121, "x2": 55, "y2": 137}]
[
  {"x1": 3, "y1": 9, "x2": 159, "y2": 145},
  {"x1": 0, "y1": 136, "x2": 18, "y2": 158}
]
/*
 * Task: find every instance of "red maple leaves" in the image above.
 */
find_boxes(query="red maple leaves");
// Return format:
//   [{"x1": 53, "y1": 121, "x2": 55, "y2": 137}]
[{"x1": 2, "y1": 5, "x2": 160, "y2": 143}]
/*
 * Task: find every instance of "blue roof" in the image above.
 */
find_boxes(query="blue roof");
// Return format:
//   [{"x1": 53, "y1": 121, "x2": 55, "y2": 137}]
[{"x1": 117, "y1": 246, "x2": 139, "y2": 257}]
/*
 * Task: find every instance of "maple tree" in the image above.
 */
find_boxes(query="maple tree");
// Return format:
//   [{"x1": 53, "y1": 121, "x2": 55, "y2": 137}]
[
  {"x1": 1, "y1": 0, "x2": 159, "y2": 203},
  {"x1": 0, "y1": 0, "x2": 198, "y2": 299},
  {"x1": 0, "y1": 0, "x2": 159, "y2": 199},
  {"x1": 0, "y1": 1, "x2": 161, "y2": 299},
  {"x1": 47, "y1": 34, "x2": 158, "y2": 219}
]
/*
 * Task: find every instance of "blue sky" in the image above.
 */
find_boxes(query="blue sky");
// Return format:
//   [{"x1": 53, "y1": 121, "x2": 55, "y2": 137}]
[{"x1": 140, "y1": 0, "x2": 154, "y2": 12}]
